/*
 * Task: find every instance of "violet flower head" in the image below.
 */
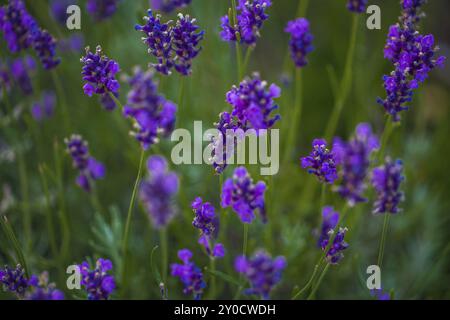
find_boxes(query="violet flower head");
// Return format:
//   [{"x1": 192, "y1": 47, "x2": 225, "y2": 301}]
[
  {"x1": 333, "y1": 123, "x2": 379, "y2": 206},
  {"x1": 317, "y1": 206, "x2": 339, "y2": 249},
  {"x1": 321, "y1": 226, "x2": 349, "y2": 265},
  {"x1": 235, "y1": 250, "x2": 286, "y2": 300},
  {"x1": 139, "y1": 155, "x2": 179, "y2": 229},
  {"x1": 150, "y1": 0, "x2": 192, "y2": 13},
  {"x1": 79, "y1": 258, "x2": 116, "y2": 300},
  {"x1": 172, "y1": 14, "x2": 204, "y2": 76},
  {"x1": 371, "y1": 288, "x2": 391, "y2": 300},
  {"x1": 220, "y1": 0, "x2": 272, "y2": 46},
  {"x1": 25, "y1": 272, "x2": 64, "y2": 300},
  {"x1": 192, "y1": 197, "x2": 225, "y2": 259},
  {"x1": 123, "y1": 67, "x2": 177, "y2": 149},
  {"x1": 401, "y1": 0, "x2": 427, "y2": 27},
  {"x1": 80, "y1": 45, "x2": 120, "y2": 99},
  {"x1": 87, "y1": 0, "x2": 120, "y2": 21},
  {"x1": 135, "y1": 10, "x2": 174, "y2": 75},
  {"x1": 31, "y1": 28, "x2": 61, "y2": 70},
  {"x1": 301, "y1": 139, "x2": 338, "y2": 184},
  {"x1": 226, "y1": 73, "x2": 281, "y2": 131},
  {"x1": 347, "y1": 0, "x2": 368, "y2": 14},
  {"x1": 0, "y1": 264, "x2": 31, "y2": 297},
  {"x1": 0, "y1": 0, "x2": 37, "y2": 53},
  {"x1": 31, "y1": 91, "x2": 56, "y2": 122},
  {"x1": 10, "y1": 56, "x2": 35, "y2": 95},
  {"x1": 65, "y1": 134, "x2": 106, "y2": 192},
  {"x1": 285, "y1": 18, "x2": 314, "y2": 68},
  {"x1": 171, "y1": 249, "x2": 206, "y2": 300},
  {"x1": 221, "y1": 166, "x2": 266, "y2": 224},
  {"x1": 372, "y1": 158, "x2": 405, "y2": 214}
]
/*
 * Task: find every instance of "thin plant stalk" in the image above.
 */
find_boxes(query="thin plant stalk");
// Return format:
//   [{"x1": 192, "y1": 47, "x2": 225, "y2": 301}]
[
  {"x1": 307, "y1": 263, "x2": 330, "y2": 300},
  {"x1": 377, "y1": 214, "x2": 390, "y2": 268},
  {"x1": 17, "y1": 148, "x2": 32, "y2": 251},
  {"x1": 209, "y1": 257, "x2": 217, "y2": 299},
  {"x1": 160, "y1": 227, "x2": 168, "y2": 284},
  {"x1": 51, "y1": 69, "x2": 71, "y2": 133},
  {"x1": 291, "y1": 262, "x2": 321, "y2": 299}
]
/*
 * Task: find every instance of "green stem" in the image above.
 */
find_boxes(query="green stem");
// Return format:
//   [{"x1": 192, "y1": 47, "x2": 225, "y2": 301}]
[
  {"x1": 307, "y1": 263, "x2": 330, "y2": 300},
  {"x1": 160, "y1": 228, "x2": 168, "y2": 284},
  {"x1": 291, "y1": 262, "x2": 320, "y2": 299},
  {"x1": 377, "y1": 117, "x2": 398, "y2": 163},
  {"x1": 0, "y1": 215, "x2": 29, "y2": 278},
  {"x1": 51, "y1": 69, "x2": 71, "y2": 133},
  {"x1": 243, "y1": 223, "x2": 249, "y2": 257},
  {"x1": 17, "y1": 151, "x2": 31, "y2": 251},
  {"x1": 209, "y1": 258, "x2": 217, "y2": 299},
  {"x1": 377, "y1": 214, "x2": 390, "y2": 268}
]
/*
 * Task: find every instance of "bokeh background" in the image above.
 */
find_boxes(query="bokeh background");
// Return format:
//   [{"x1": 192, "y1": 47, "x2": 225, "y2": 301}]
[{"x1": 1, "y1": 0, "x2": 449, "y2": 299}]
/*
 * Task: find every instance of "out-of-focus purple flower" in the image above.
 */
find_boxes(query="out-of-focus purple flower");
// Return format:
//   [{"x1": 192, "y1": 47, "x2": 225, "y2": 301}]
[
  {"x1": 50, "y1": 0, "x2": 75, "y2": 25},
  {"x1": 171, "y1": 249, "x2": 206, "y2": 300},
  {"x1": 226, "y1": 73, "x2": 281, "y2": 131},
  {"x1": 58, "y1": 34, "x2": 84, "y2": 54},
  {"x1": 31, "y1": 91, "x2": 56, "y2": 121},
  {"x1": 87, "y1": 0, "x2": 120, "y2": 21},
  {"x1": 220, "y1": 0, "x2": 272, "y2": 46},
  {"x1": 24, "y1": 272, "x2": 64, "y2": 300},
  {"x1": 192, "y1": 197, "x2": 225, "y2": 259},
  {"x1": 81, "y1": 45, "x2": 120, "y2": 98},
  {"x1": 285, "y1": 18, "x2": 314, "y2": 68},
  {"x1": 79, "y1": 258, "x2": 115, "y2": 300},
  {"x1": 372, "y1": 158, "x2": 405, "y2": 214},
  {"x1": 123, "y1": 67, "x2": 177, "y2": 149},
  {"x1": 172, "y1": 14, "x2": 204, "y2": 75},
  {"x1": 221, "y1": 166, "x2": 266, "y2": 224},
  {"x1": 99, "y1": 92, "x2": 117, "y2": 111},
  {"x1": 0, "y1": 264, "x2": 30, "y2": 297},
  {"x1": 235, "y1": 250, "x2": 286, "y2": 300},
  {"x1": 10, "y1": 56, "x2": 35, "y2": 95},
  {"x1": 318, "y1": 207, "x2": 349, "y2": 264},
  {"x1": 65, "y1": 134, "x2": 106, "y2": 192},
  {"x1": 0, "y1": 0, "x2": 37, "y2": 53},
  {"x1": 0, "y1": 60, "x2": 11, "y2": 92},
  {"x1": 140, "y1": 155, "x2": 179, "y2": 229},
  {"x1": 333, "y1": 123, "x2": 379, "y2": 205},
  {"x1": 150, "y1": 0, "x2": 192, "y2": 13},
  {"x1": 317, "y1": 206, "x2": 339, "y2": 248},
  {"x1": 371, "y1": 288, "x2": 391, "y2": 300},
  {"x1": 401, "y1": 0, "x2": 427, "y2": 27},
  {"x1": 346, "y1": 0, "x2": 368, "y2": 13},
  {"x1": 31, "y1": 28, "x2": 60, "y2": 70},
  {"x1": 301, "y1": 139, "x2": 338, "y2": 184}
]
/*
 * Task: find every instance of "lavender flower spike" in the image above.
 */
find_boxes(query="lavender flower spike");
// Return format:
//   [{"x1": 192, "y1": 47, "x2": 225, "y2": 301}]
[
  {"x1": 87, "y1": 0, "x2": 120, "y2": 21},
  {"x1": 0, "y1": 264, "x2": 31, "y2": 297},
  {"x1": 171, "y1": 249, "x2": 206, "y2": 300},
  {"x1": 221, "y1": 166, "x2": 266, "y2": 223},
  {"x1": 285, "y1": 18, "x2": 314, "y2": 68},
  {"x1": 372, "y1": 158, "x2": 405, "y2": 214},
  {"x1": 79, "y1": 258, "x2": 116, "y2": 300},
  {"x1": 25, "y1": 272, "x2": 64, "y2": 300},
  {"x1": 235, "y1": 250, "x2": 286, "y2": 299},
  {"x1": 318, "y1": 207, "x2": 349, "y2": 264},
  {"x1": 31, "y1": 28, "x2": 61, "y2": 70},
  {"x1": 150, "y1": 0, "x2": 192, "y2": 13},
  {"x1": 139, "y1": 155, "x2": 179, "y2": 229},
  {"x1": 347, "y1": 0, "x2": 368, "y2": 14},
  {"x1": 301, "y1": 138, "x2": 338, "y2": 184}
]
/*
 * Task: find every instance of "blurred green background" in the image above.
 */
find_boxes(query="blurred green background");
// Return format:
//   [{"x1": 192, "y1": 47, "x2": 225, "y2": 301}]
[{"x1": 0, "y1": 0, "x2": 449, "y2": 299}]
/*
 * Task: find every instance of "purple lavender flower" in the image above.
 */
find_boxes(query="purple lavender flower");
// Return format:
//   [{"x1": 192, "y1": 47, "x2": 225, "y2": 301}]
[
  {"x1": 285, "y1": 18, "x2": 314, "y2": 68},
  {"x1": 80, "y1": 45, "x2": 120, "y2": 99},
  {"x1": 65, "y1": 134, "x2": 106, "y2": 192},
  {"x1": 79, "y1": 258, "x2": 116, "y2": 300},
  {"x1": 172, "y1": 14, "x2": 204, "y2": 75},
  {"x1": 301, "y1": 139, "x2": 338, "y2": 184},
  {"x1": 58, "y1": 34, "x2": 84, "y2": 54},
  {"x1": 150, "y1": 0, "x2": 192, "y2": 13},
  {"x1": 235, "y1": 250, "x2": 286, "y2": 299},
  {"x1": 401, "y1": 0, "x2": 427, "y2": 27},
  {"x1": 123, "y1": 67, "x2": 177, "y2": 149},
  {"x1": 192, "y1": 197, "x2": 225, "y2": 259},
  {"x1": 0, "y1": 0, "x2": 37, "y2": 53},
  {"x1": 333, "y1": 123, "x2": 379, "y2": 205},
  {"x1": 317, "y1": 206, "x2": 339, "y2": 248},
  {"x1": 226, "y1": 73, "x2": 281, "y2": 131},
  {"x1": 0, "y1": 264, "x2": 30, "y2": 297},
  {"x1": 31, "y1": 28, "x2": 61, "y2": 70},
  {"x1": 24, "y1": 272, "x2": 64, "y2": 300},
  {"x1": 220, "y1": 0, "x2": 272, "y2": 46},
  {"x1": 371, "y1": 288, "x2": 391, "y2": 300},
  {"x1": 87, "y1": 0, "x2": 120, "y2": 21},
  {"x1": 100, "y1": 91, "x2": 117, "y2": 111},
  {"x1": 346, "y1": 0, "x2": 368, "y2": 13},
  {"x1": 372, "y1": 158, "x2": 405, "y2": 214},
  {"x1": 221, "y1": 166, "x2": 266, "y2": 223},
  {"x1": 135, "y1": 10, "x2": 174, "y2": 75},
  {"x1": 171, "y1": 249, "x2": 206, "y2": 300},
  {"x1": 321, "y1": 226, "x2": 349, "y2": 265},
  {"x1": 50, "y1": 0, "x2": 75, "y2": 25},
  {"x1": 0, "y1": 60, "x2": 11, "y2": 92},
  {"x1": 139, "y1": 155, "x2": 179, "y2": 229},
  {"x1": 10, "y1": 56, "x2": 35, "y2": 95},
  {"x1": 31, "y1": 91, "x2": 56, "y2": 121}
]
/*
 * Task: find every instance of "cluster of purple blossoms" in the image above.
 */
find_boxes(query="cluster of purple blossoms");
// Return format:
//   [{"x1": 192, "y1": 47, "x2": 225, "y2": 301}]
[
  {"x1": 10, "y1": 56, "x2": 36, "y2": 95},
  {"x1": 24, "y1": 272, "x2": 64, "y2": 300},
  {"x1": 87, "y1": 0, "x2": 120, "y2": 21},
  {"x1": 150, "y1": 0, "x2": 192, "y2": 14},
  {"x1": 65, "y1": 134, "x2": 106, "y2": 192},
  {"x1": 0, "y1": 264, "x2": 30, "y2": 297},
  {"x1": 346, "y1": 0, "x2": 368, "y2": 14},
  {"x1": 79, "y1": 258, "x2": 116, "y2": 300},
  {"x1": 333, "y1": 123, "x2": 379, "y2": 205},
  {"x1": 31, "y1": 91, "x2": 56, "y2": 122},
  {"x1": 171, "y1": 249, "x2": 206, "y2": 300},
  {"x1": 139, "y1": 155, "x2": 179, "y2": 229},
  {"x1": 377, "y1": 1, "x2": 445, "y2": 122},
  {"x1": 301, "y1": 139, "x2": 338, "y2": 184},
  {"x1": 221, "y1": 166, "x2": 266, "y2": 224},
  {"x1": 220, "y1": 0, "x2": 272, "y2": 46},
  {"x1": 371, "y1": 158, "x2": 405, "y2": 214},
  {"x1": 318, "y1": 207, "x2": 349, "y2": 264},
  {"x1": 285, "y1": 18, "x2": 314, "y2": 68},
  {"x1": 81, "y1": 45, "x2": 120, "y2": 107},
  {"x1": 191, "y1": 197, "x2": 225, "y2": 259},
  {"x1": 135, "y1": 10, "x2": 204, "y2": 76},
  {"x1": 226, "y1": 73, "x2": 281, "y2": 131},
  {"x1": 31, "y1": 28, "x2": 61, "y2": 69},
  {"x1": 123, "y1": 67, "x2": 177, "y2": 149},
  {"x1": 235, "y1": 250, "x2": 286, "y2": 300}
]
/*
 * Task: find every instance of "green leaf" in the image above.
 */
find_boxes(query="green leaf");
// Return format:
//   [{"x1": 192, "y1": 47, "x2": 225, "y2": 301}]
[{"x1": 0, "y1": 215, "x2": 29, "y2": 278}]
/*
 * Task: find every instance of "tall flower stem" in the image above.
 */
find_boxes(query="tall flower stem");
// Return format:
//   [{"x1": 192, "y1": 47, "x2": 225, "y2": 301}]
[
  {"x1": 209, "y1": 257, "x2": 217, "y2": 299},
  {"x1": 17, "y1": 146, "x2": 31, "y2": 251},
  {"x1": 291, "y1": 262, "x2": 320, "y2": 299},
  {"x1": 324, "y1": 14, "x2": 359, "y2": 142},
  {"x1": 231, "y1": 0, "x2": 243, "y2": 80},
  {"x1": 160, "y1": 227, "x2": 168, "y2": 284},
  {"x1": 307, "y1": 263, "x2": 330, "y2": 300},
  {"x1": 51, "y1": 69, "x2": 71, "y2": 134},
  {"x1": 377, "y1": 214, "x2": 390, "y2": 268},
  {"x1": 243, "y1": 223, "x2": 249, "y2": 258}
]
